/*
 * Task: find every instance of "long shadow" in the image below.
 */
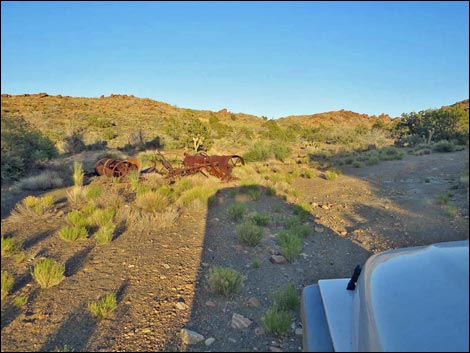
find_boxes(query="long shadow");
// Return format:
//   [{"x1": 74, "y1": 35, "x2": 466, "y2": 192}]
[
  {"x1": 1, "y1": 288, "x2": 40, "y2": 331},
  {"x1": 39, "y1": 279, "x2": 131, "y2": 352},
  {"x1": 23, "y1": 230, "x2": 54, "y2": 250},
  {"x1": 64, "y1": 245, "x2": 94, "y2": 277},
  {"x1": 39, "y1": 304, "x2": 97, "y2": 352},
  {"x1": 174, "y1": 185, "x2": 371, "y2": 352}
]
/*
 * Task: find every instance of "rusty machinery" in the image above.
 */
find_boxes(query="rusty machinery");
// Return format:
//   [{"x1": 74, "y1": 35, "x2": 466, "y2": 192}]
[{"x1": 93, "y1": 150, "x2": 245, "y2": 182}]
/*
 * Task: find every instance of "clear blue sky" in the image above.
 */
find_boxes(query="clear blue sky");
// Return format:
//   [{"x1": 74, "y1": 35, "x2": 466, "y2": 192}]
[{"x1": 1, "y1": 1, "x2": 469, "y2": 118}]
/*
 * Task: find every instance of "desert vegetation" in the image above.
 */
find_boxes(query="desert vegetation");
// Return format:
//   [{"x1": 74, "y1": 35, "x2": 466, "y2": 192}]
[{"x1": 1, "y1": 94, "x2": 468, "y2": 352}]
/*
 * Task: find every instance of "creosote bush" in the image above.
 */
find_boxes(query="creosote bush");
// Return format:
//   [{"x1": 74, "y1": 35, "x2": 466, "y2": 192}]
[
  {"x1": 31, "y1": 258, "x2": 65, "y2": 288},
  {"x1": 208, "y1": 267, "x2": 244, "y2": 296},
  {"x1": 236, "y1": 220, "x2": 264, "y2": 246}
]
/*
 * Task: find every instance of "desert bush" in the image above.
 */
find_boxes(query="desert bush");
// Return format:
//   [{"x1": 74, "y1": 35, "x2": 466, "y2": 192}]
[
  {"x1": 72, "y1": 161, "x2": 84, "y2": 187},
  {"x1": 277, "y1": 231, "x2": 303, "y2": 262},
  {"x1": 241, "y1": 185, "x2": 261, "y2": 200},
  {"x1": 236, "y1": 220, "x2": 264, "y2": 246},
  {"x1": 60, "y1": 130, "x2": 86, "y2": 154},
  {"x1": 31, "y1": 258, "x2": 65, "y2": 288},
  {"x1": 135, "y1": 191, "x2": 169, "y2": 213},
  {"x1": 324, "y1": 170, "x2": 341, "y2": 180},
  {"x1": 94, "y1": 222, "x2": 116, "y2": 244},
  {"x1": 86, "y1": 185, "x2": 103, "y2": 201},
  {"x1": 432, "y1": 140, "x2": 455, "y2": 153},
  {"x1": 1, "y1": 116, "x2": 58, "y2": 182},
  {"x1": 445, "y1": 204, "x2": 458, "y2": 218},
  {"x1": 243, "y1": 141, "x2": 291, "y2": 162},
  {"x1": 1, "y1": 236, "x2": 22, "y2": 257},
  {"x1": 66, "y1": 209, "x2": 90, "y2": 228},
  {"x1": 436, "y1": 193, "x2": 449, "y2": 205},
  {"x1": 292, "y1": 203, "x2": 311, "y2": 221},
  {"x1": 261, "y1": 306, "x2": 293, "y2": 336},
  {"x1": 15, "y1": 171, "x2": 64, "y2": 191},
  {"x1": 90, "y1": 207, "x2": 116, "y2": 227},
  {"x1": 208, "y1": 267, "x2": 244, "y2": 296},
  {"x1": 58, "y1": 225, "x2": 88, "y2": 242},
  {"x1": 379, "y1": 146, "x2": 404, "y2": 161},
  {"x1": 1, "y1": 271, "x2": 14, "y2": 300},
  {"x1": 88, "y1": 293, "x2": 117, "y2": 320},
  {"x1": 273, "y1": 283, "x2": 300, "y2": 311},
  {"x1": 10, "y1": 195, "x2": 55, "y2": 221},
  {"x1": 228, "y1": 202, "x2": 247, "y2": 221},
  {"x1": 248, "y1": 212, "x2": 270, "y2": 226}
]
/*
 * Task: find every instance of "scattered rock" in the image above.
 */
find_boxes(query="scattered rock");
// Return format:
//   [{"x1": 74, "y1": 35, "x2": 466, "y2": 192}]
[
  {"x1": 254, "y1": 326, "x2": 265, "y2": 336},
  {"x1": 205, "y1": 337, "x2": 215, "y2": 346},
  {"x1": 314, "y1": 226, "x2": 324, "y2": 233},
  {"x1": 176, "y1": 302, "x2": 187, "y2": 310},
  {"x1": 269, "y1": 346, "x2": 283, "y2": 352},
  {"x1": 231, "y1": 313, "x2": 252, "y2": 329},
  {"x1": 205, "y1": 300, "x2": 216, "y2": 308},
  {"x1": 295, "y1": 328, "x2": 303, "y2": 335},
  {"x1": 269, "y1": 255, "x2": 287, "y2": 264},
  {"x1": 180, "y1": 328, "x2": 204, "y2": 345},
  {"x1": 246, "y1": 297, "x2": 261, "y2": 308}
]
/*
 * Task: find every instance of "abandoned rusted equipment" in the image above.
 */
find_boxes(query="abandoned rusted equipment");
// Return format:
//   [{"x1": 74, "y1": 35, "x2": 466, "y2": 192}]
[
  {"x1": 144, "y1": 150, "x2": 245, "y2": 181},
  {"x1": 93, "y1": 151, "x2": 245, "y2": 181},
  {"x1": 94, "y1": 158, "x2": 139, "y2": 178}
]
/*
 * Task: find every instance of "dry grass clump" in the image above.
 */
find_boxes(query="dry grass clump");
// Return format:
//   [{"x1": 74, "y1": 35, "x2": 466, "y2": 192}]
[
  {"x1": 9, "y1": 195, "x2": 55, "y2": 222},
  {"x1": 134, "y1": 191, "x2": 169, "y2": 212},
  {"x1": 117, "y1": 206, "x2": 179, "y2": 232},
  {"x1": 15, "y1": 171, "x2": 64, "y2": 191}
]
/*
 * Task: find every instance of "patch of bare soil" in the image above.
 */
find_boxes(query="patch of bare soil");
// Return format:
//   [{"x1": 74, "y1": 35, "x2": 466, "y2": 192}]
[{"x1": 1, "y1": 149, "x2": 468, "y2": 352}]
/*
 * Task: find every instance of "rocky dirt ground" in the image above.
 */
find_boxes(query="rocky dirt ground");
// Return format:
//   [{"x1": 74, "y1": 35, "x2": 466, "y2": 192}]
[{"x1": 1, "y1": 148, "x2": 469, "y2": 352}]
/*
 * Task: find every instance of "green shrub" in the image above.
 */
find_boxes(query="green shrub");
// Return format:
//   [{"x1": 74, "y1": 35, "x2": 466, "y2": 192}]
[
  {"x1": 95, "y1": 222, "x2": 116, "y2": 244},
  {"x1": 1, "y1": 236, "x2": 22, "y2": 257},
  {"x1": 261, "y1": 306, "x2": 293, "y2": 336},
  {"x1": 292, "y1": 203, "x2": 311, "y2": 221},
  {"x1": 90, "y1": 207, "x2": 116, "y2": 226},
  {"x1": 324, "y1": 170, "x2": 340, "y2": 180},
  {"x1": 66, "y1": 210, "x2": 90, "y2": 228},
  {"x1": 88, "y1": 293, "x2": 117, "y2": 320},
  {"x1": 273, "y1": 284, "x2": 300, "y2": 311},
  {"x1": 86, "y1": 185, "x2": 103, "y2": 201},
  {"x1": 432, "y1": 140, "x2": 455, "y2": 153},
  {"x1": 228, "y1": 202, "x2": 247, "y2": 221},
  {"x1": 236, "y1": 220, "x2": 264, "y2": 246},
  {"x1": 277, "y1": 231, "x2": 303, "y2": 262},
  {"x1": 14, "y1": 295, "x2": 29, "y2": 307},
  {"x1": 58, "y1": 225, "x2": 88, "y2": 242},
  {"x1": 248, "y1": 212, "x2": 270, "y2": 226},
  {"x1": 241, "y1": 185, "x2": 261, "y2": 201},
  {"x1": 208, "y1": 267, "x2": 244, "y2": 296},
  {"x1": 1, "y1": 271, "x2": 14, "y2": 299},
  {"x1": 379, "y1": 146, "x2": 404, "y2": 161},
  {"x1": 31, "y1": 258, "x2": 65, "y2": 288},
  {"x1": 1, "y1": 116, "x2": 57, "y2": 182}
]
